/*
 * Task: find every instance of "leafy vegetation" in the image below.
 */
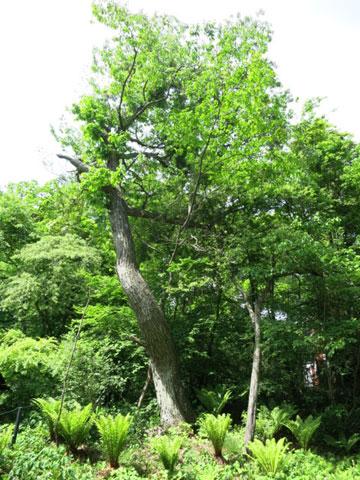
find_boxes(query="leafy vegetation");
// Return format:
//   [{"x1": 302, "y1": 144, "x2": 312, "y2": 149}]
[
  {"x1": 56, "y1": 403, "x2": 94, "y2": 453},
  {"x1": 1, "y1": 1, "x2": 360, "y2": 478},
  {"x1": 96, "y1": 413, "x2": 132, "y2": 468},
  {"x1": 151, "y1": 435, "x2": 182, "y2": 476},
  {"x1": 199, "y1": 414, "x2": 232, "y2": 458},
  {"x1": 247, "y1": 437, "x2": 289, "y2": 476},
  {"x1": 284, "y1": 415, "x2": 321, "y2": 450},
  {"x1": 33, "y1": 397, "x2": 61, "y2": 441},
  {"x1": 0, "y1": 425, "x2": 12, "y2": 456}
]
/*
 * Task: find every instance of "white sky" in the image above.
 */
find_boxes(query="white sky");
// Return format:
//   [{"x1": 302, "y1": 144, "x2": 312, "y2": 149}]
[{"x1": 1, "y1": 0, "x2": 360, "y2": 188}]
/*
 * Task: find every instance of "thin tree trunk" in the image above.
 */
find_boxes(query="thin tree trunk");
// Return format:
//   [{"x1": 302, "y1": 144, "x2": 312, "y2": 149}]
[
  {"x1": 107, "y1": 187, "x2": 193, "y2": 426},
  {"x1": 244, "y1": 299, "x2": 261, "y2": 448},
  {"x1": 137, "y1": 363, "x2": 152, "y2": 409}
]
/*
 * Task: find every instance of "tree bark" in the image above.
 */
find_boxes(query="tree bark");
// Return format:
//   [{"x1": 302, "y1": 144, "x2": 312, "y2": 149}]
[
  {"x1": 106, "y1": 186, "x2": 193, "y2": 426},
  {"x1": 244, "y1": 298, "x2": 261, "y2": 448}
]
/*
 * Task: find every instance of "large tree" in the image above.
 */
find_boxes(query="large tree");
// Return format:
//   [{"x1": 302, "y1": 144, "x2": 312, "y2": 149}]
[{"x1": 56, "y1": 1, "x2": 289, "y2": 425}]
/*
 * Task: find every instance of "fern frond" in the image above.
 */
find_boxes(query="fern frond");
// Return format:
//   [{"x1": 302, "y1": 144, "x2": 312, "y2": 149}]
[
  {"x1": 199, "y1": 413, "x2": 231, "y2": 457},
  {"x1": 248, "y1": 437, "x2": 289, "y2": 475},
  {"x1": 284, "y1": 415, "x2": 321, "y2": 450},
  {"x1": 96, "y1": 413, "x2": 132, "y2": 468},
  {"x1": 152, "y1": 435, "x2": 182, "y2": 474}
]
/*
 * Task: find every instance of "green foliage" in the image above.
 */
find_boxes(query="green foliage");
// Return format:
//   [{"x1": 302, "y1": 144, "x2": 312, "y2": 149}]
[
  {"x1": 199, "y1": 414, "x2": 231, "y2": 457},
  {"x1": 247, "y1": 437, "x2": 289, "y2": 476},
  {"x1": 33, "y1": 397, "x2": 61, "y2": 441},
  {"x1": 193, "y1": 463, "x2": 222, "y2": 480},
  {"x1": 197, "y1": 386, "x2": 232, "y2": 415},
  {"x1": 151, "y1": 435, "x2": 182, "y2": 475},
  {"x1": 281, "y1": 449, "x2": 333, "y2": 480},
  {"x1": 57, "y1": 403, "x2": 94, "y2": 453},
  {"x1": 2, "y1": 2, "x2": 360, "y2": 478},
  {"x1": 7, "y1": 424, "x2": 95, "y2": 480},
  {"x1": 284, "y1": 415, "x2": 321, "y2": 450},
  {"x1": 222, "y1": 429, "x2": 245, "y2": 461},
  {"x1": 96, "y1": 413, "x2": 132, "y2": 468},
  {"x1": 0, "y1": 424, "x2": 12, "y2": 456},
  {"x1": 325, "y1": 433, "x2": 360, "y2": 453},
  {"x1": 255, "y1": 405, "x2": 296, "y2": 441},
  {"x1": 34, "y1": 398, "x2": 94, "y2": 452},
  {"x1": 1, "y1": 234, "x2": 100, "y2": 337},
  {"x1": 0, "y1": 330, "x2": 59, "y2": 407}
]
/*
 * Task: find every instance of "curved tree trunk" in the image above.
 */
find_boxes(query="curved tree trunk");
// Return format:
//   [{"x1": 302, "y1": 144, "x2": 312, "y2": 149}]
[
  {"x1": 107, "y1": 187, "x2": 193, "y2": 426},
  {"x1": 244, "y1": 299, "x2": 261, "y2": 447}
]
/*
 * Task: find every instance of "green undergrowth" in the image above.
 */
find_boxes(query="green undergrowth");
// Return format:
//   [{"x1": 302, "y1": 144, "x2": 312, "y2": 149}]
[{"x1": 1, "y1": 418, "x2": 360, "y2": 480}]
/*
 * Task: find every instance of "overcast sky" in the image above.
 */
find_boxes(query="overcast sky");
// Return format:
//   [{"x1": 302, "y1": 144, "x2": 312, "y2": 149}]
[{"x1": 1, "y1": 0, "x2": 360, "y2": 188}]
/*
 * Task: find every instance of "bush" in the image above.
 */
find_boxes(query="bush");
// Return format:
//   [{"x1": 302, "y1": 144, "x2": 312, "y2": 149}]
[
  {"x1": 96, "y1": 413, "x2": 132, "y2": 468},
  {"x1": 199, "y1": 413, "x2": 231, "y2": 458},
  {"x1": 152, "y1": 436, "x2": 182, "y2": 475},
  {"x1": 247, "y1": 437, "x2": 289, "y2": 476},
  {"x1": 0, "y1": 330, "x2": 59, "y2": 408},
  {"x1": 284, "y1": 415, "x2": 321, "y2": 450}
]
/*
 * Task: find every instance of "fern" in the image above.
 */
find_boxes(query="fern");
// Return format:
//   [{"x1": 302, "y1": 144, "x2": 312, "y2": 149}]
[
  {"x1": 33, "y1": 397, "x2": 61, "y2": 441},
  {"x1": 256, "y1": 405, "x2": 296, "y2": 440},
  {"x1": 284, "y1": 415, "x2": 321, "y2": 450},
  {"x1": 0, "y1": 424, "x2": 13, "y2": 456},
  {"x1": 152, "y1": 436, "x2": 182, "y2": 475},
  {"x1": 325, "y1": 433, "x2": 360, "y2": 453},
  {"x1": 248, "y1": 437, "x2": 289, "y2": 475},
  {"x1": 199, "y1": 413, "x2": 231, "y2": 457},
  {"x1": 195, "y1": 464, "x2": 222, "y2": 480},
  {"x1": 197, "y1": 386, "x2": 232, "y2": 415},
  {"x1": 96, "y1": 413, "x2": 132, "y2": 468},
  {"x1": 57, "y1": 403, "x2": 94, "y2": 453}
]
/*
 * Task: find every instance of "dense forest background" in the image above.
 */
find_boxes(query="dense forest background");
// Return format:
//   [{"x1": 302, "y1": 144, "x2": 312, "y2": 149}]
[{"x1": 1, "y1": 2, "x2": 360, "y2": 479}]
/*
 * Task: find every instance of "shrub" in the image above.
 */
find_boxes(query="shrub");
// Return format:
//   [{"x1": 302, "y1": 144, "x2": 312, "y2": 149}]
[
  {"x1": 58, "y1": 403, "x2": 94, "y2": 453},
  {"x1": 199, "y1": 413, "x2": 231, "y2": 458},
  {"x1": 0, "y1": 330, "x2": 59, "y2": 408},
  {"x1": 152, "y1": 435, "x2": 182, "y2": 475},
  {"x1": 247, "y1": 437, "x2": 289, "y2": 476},
  {"x1": 96, "y1": 413, "x2": 132, "y2": 468},
  {"x1": 284, "y1": 415, "x2": 321, "y2": 450},
  {"x1": 33, "y1": 397, "x2": 61, "y2": 441}
]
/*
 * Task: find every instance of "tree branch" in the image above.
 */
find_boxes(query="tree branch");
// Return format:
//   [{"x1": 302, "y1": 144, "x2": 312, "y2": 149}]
[
  {"x1": 57, "y1": 154, "x2": 89, "y2": 174},
  {"x1": 118, "y1": 49, "x2": 138, "y2": 130},
  {"x1": 58, "y1": 152, "x2": 209, "y2": 229}
]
